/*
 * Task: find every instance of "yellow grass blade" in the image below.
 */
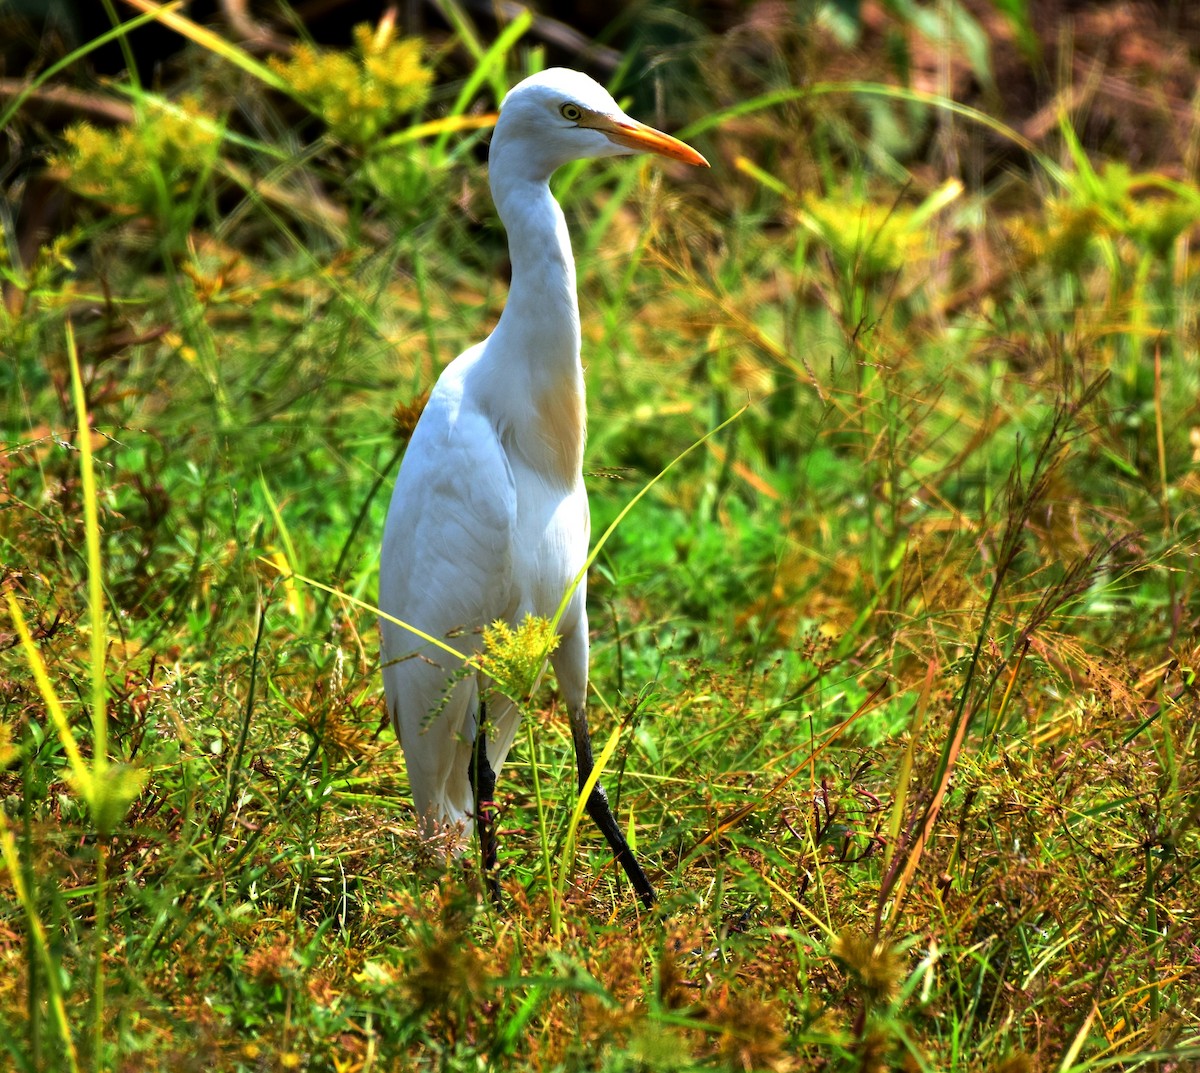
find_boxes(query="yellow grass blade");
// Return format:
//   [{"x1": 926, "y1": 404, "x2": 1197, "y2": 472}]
[
  {"x1": 66, "y1": 321, "x2": 109, "y2": 770},
  {"x1": 121, "y1": 0, "x2": 291, "y2": 93}
]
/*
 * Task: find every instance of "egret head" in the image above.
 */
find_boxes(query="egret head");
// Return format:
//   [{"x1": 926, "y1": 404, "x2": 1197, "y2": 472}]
[{"x1": 491, "y1": 68, "x2": 709, "y2": 180}]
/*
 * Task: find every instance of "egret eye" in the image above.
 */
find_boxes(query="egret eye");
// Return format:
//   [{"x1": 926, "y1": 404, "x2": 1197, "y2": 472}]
[{"x1": 560, "y1": 103, "x2": 583, "y2": 122}]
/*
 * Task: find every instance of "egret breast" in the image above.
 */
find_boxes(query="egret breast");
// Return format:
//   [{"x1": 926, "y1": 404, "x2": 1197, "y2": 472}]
[{"x1": 532, "y1": 376, "x2": 586, "y2": 488}]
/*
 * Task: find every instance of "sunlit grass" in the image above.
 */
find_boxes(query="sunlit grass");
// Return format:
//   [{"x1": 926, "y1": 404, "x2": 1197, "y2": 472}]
[{"x1": 2, "y1": 5, "x2": 1199, "y2": 1071}]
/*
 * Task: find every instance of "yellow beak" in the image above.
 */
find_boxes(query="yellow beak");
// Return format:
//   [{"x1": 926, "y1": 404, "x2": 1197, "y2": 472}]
[{"x1": 584, "y1": 113, "x2": 710, "y2": 168}]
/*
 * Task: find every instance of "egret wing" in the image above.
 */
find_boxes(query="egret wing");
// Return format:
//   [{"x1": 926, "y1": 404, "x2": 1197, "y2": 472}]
[{"x1": 379, "y1": 367, "x2": 517, "y2": 829}]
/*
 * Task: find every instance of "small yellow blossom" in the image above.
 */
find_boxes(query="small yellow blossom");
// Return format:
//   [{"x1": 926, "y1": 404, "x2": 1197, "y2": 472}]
[
  {"x1": 477, "y1": 613, "x2": 561, "y2": 703},
  {"x1": 269, "y1": 26, "x2": 432, "y2": 147}
]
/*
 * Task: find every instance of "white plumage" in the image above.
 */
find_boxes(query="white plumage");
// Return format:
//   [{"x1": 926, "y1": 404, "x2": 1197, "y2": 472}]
[{"x1": 379, "y1": 68, "x2": 707, "y2": 904}]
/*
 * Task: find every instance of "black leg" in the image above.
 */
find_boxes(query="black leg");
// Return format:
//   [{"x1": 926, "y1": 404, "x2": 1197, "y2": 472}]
[
  {"x1": 467, "y1": 702, "x2": 501, "y2": 906},
  {"x1": 568, "y1": 705, "x2": 656, "y2": 908}
]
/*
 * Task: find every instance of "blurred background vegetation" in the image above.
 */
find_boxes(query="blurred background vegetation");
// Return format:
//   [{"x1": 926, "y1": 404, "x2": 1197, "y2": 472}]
[{"x1": 2, "y1": 1, "x2": 1199, "y2": 1071}]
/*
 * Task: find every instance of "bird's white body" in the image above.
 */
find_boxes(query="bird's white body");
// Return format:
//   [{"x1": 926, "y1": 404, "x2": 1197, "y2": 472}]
[{"x1": 380, "y1": 69, "x2": 705, "y2": 885}]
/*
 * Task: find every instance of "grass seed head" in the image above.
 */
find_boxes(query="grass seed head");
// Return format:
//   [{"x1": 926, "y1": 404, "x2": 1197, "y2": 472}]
[{"x1": 831, "y1": 931, "x2": 904, "y2": 1006}]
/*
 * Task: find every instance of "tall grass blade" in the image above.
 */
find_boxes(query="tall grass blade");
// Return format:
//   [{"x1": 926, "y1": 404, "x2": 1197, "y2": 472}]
[
  {"x1": 260, "y1": 474, "x2": 307, "y2": 632},
  {"x1": 880, "y1": 660, "x2": 936, "y2": 887},
  {"x1": 0, "y1": 819, "x2": 80, "y2": 1073},
  {"x1": 64, "y1": 322, "x2": 115, "y2": 1073},
  {"x1": 4, "y1": 594, "x2": 94, "y2": 799},
  {"x1": 120, "y1": 0, "x2": 292, "y2": 93},
  {"x1": 66, "y1": 324, "x2": 109, "y2": 774},
  {"x1": 0, "y1": 5, "x2": 164, "y2": 132},
  {"x1": 553, "y1": 686, "x2": 627, "y2": 924},
  {"x1": 432, "y1": 8, "x2": 532, "y2": 159}
]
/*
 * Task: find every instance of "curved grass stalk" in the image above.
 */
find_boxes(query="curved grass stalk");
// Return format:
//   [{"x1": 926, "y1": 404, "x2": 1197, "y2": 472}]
[
  {"x1": 680, "y1": 80, "x2": 1066, "y2": 189},
  {"x1": 550, "y1": 404, "x2": 749, "y2": 633},
  {"x1": 260, "y1": 562, "x2": 468, "y2": 663}
]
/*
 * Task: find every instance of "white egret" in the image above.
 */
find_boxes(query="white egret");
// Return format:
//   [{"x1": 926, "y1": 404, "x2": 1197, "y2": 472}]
[{"x1": 380, "y1": 68, "x2": 708, "y2": 906}]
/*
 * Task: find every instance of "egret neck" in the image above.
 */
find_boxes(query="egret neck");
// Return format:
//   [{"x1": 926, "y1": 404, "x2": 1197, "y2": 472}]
[{"x1": 483, "y1": 148, "x2": 585, "y2": 488}]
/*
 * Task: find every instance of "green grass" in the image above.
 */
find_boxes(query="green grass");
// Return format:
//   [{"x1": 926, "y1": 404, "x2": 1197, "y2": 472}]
[{"x1": 2, "y1": 6, "x2": 1199, "y2": 1071}]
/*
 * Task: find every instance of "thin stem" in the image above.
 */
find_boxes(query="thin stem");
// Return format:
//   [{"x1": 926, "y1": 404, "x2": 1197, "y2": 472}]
[
  {"x1": 91, "y1": 838, "x2": 108, "y2": 1073},
  {"x1": 525, "y1": 718, "x2": 560, "y2": 935}
]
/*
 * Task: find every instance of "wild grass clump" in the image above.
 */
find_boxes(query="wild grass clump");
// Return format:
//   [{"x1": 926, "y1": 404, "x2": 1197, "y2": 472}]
[
  {"x1": 51, "y1": 95, "x2": 221, "y2": 218},
  {"x1": 2, "y1": 3, "x2": 1199, "y2": 1071},
  {"x1": 268, "y1": 23, "x2": 433, "y2": 148}
]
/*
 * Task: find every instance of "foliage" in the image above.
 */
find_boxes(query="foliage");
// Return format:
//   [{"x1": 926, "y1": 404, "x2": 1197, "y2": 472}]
[
  {"x1": 51, "y1": 95, "x2": 221, "y2": 217},
  {"x1": 269, "y1": 24, "x2": 433, "y2": 147},
  {"x1": 2, "y1": 4, "x2": 1200, "y2": 1072}
]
